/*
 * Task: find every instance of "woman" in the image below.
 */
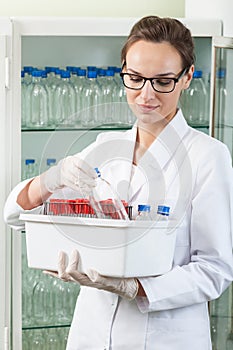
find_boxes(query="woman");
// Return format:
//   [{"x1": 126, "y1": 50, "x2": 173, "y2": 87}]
[{"x1": 4, "y1": 16, "x2": 233, "y2": 349}]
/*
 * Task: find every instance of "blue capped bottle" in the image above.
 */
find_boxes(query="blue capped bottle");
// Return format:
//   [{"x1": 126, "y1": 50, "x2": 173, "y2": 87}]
[
  {"x1": 181, "y1": 70, "x2": 208, "y2": 126},
  {"x1": 23, "y1": 66, "x2": 34, "y2": 85},
  {"x1": 80, "y1": 70, "x2": 101, "y2": 127},
  {"x1": 45, "y1": 66, "x2": 59, "y2": 126},
  {"x1": 22, "y1": 159, "x2": 37, "y2": 180},
  {"x1": 29, "y1": 70, "x2": 49, "y2": 128},
  {"x1": 100, "y1": 69, "x2": 118, "y2": 125},
  {"x1": 72, "y1": 68, "x2": 87, "y2": 125},
  {"x1": 21, "y1": 71, "x2": 28, "y2": 128},
  {"x1": 136, "y1": 204, "x2": 152, "y2": 221},
  {"x1": 53, "y1": 70, "x2": 76, "y2": 127},
  {"x1": 97, "y1": 68, "x2": 106, "y2": 87},
  {"x1": 46, "y1": 158, "x2": 56, "y2": 170},
  {"x1": 215, "y1": 68, "x2": 227, "y2": 135},
  {"x1": 116, "y1": 71, "x2": 136, "y2": 126},
  {"x1": 157, "y1": 205, "x2": 170, "y2": 221}
]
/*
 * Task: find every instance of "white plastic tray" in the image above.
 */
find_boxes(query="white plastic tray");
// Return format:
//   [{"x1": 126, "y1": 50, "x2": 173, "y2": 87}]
[{"x1": 20, "y1": 214, "x2": 178, "y2": 277}]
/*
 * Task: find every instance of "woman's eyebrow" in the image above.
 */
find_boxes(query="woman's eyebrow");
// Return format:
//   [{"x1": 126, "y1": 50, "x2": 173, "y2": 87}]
[{"x1": 126, "y1": 68, "x2": 176, "y2": 77}]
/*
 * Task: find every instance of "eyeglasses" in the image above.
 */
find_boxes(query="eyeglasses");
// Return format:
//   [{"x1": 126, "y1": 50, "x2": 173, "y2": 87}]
[{"x1": 120, "y1": 68, "x2": 188, "y2": 93}]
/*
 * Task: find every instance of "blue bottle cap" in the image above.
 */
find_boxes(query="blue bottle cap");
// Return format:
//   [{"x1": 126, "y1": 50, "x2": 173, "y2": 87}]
[
  {"x1": 32, "y1": 70, "x2": 42, "y2": 77},
  {"x1": 41, "y1": 70, "x2": 47, "y2": 78},
  {"x1": 106, "y1": 69, "x2": 114, "y2": 77},
  {"x1": 98, "y1": 69, "x2": 106, "y2": 77},
  {"x1": 47, "y1": 158, "x2": 56, "y2": 166},
  {"x1": 45, "y1": 66, "x2": 59, "y2": 73},
  {"x1": 25, "y1": 159, "x2": 35, "y2": 165},
  {"x1": 55, "y1": 68, "x2": 62, "y2": 75},
  {"x1": 94, "y1": 167, "x2": 101, "y2": 177},
  {"x1": 66, "y1": 66, "x2": 76, "y2": 72},
  {"x1": 23, "y1": 66, "x2": 34, "y2": 73},
  {"x1": 138, "y1": 204, "x2": 151, "y2": 212},
  {"x1": 61, "y1": 70, "x2": 70, "y2": 78},
  {"x1": 108, "y1": 66, "x2": 117, "y2": 71},
  {"x1": 216, "y1": 68, "x2": 226, "y2": 78},
  {"x1": 87, "y1": 70, "x2": 97, "y2": 79},
  {"x1": 45, "y1": 66, "x2": 52, "y2": 73},
  {"x1": 157, "y1": 205, "x2": 170, "y2": 216},
  {"x1": 87, "y1": 66, "x2": 97, "y2": 71},
  {"x1": 193, "y1": 70, "x2": 202, "y2": 79},
  {"x1": 78, "y1": 69, "x2": 86, "y2": 77},
  {"x1": 115, "y1": 67, "x2": 121, "y2": 73},
  {"x1": 49, "y1": 67, "x2": 58, "y2": 73}
]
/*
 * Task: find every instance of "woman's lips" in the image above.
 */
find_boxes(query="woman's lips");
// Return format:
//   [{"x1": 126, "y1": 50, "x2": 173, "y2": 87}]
[{"x1": 136, "y1": 104, "x2": 159, "y2": 113}]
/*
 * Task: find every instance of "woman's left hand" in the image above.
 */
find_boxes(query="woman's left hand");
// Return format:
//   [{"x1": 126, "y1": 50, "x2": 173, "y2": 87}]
[{"x1": 44, "y1": 250, "x2": 139, "y2": 300}]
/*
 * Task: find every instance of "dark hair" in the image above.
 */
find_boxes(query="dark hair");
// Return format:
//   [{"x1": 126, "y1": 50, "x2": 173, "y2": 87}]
[{"x1": 121, "y1": 16, "x2": 195, "y2": 69}]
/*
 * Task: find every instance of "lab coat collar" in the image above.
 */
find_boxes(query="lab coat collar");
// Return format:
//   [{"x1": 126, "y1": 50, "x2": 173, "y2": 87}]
[
  {"x1": 101, "y1": 110, "x2": 189, "y2": 202},
  {"x1": 120, "y1": 109, "x2": 189, "y2": 167},
  {"x1": 143, "y1": 109, "x2": 189, "y2": 170},
  {"x1": 127, "y1": 110, "x2": 189, "y2": 200}
]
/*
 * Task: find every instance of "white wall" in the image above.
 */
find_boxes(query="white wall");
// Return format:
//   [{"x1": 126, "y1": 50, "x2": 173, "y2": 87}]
[
  {"x1": 0, "y1": 0, "x2": 185, "y2": 17},
  {"x1": 185, "y1": 0, "x2": 233, "y2": 36}
]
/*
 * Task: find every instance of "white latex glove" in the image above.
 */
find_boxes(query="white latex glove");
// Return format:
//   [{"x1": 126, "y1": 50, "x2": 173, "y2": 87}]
[
  {"x1": 41, "y1": 155, "x2": 97, "y2": 195},
  {"x1": 44, "y1": 250, "x2": 139, "y2": 300}
]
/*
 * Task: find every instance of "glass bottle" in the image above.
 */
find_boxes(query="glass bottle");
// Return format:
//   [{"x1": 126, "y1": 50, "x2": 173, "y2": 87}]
[
  {"x1": 47, "y1": 329, "x2": 59, "y2": 350},
  {"x1": 181, "y1": 70, "x2": 208, "y2": 126},
  {"x1": 115, "y1": 72, "x2": 136, "y2": 126},
  {"x1": 30, "y1": 329, "x2": 46, "y2": 349},
  {"x1": 97, "y1": 68, "x2": 106, "y2": 87},
  {"x1": 72, "y1": 68, "x2": 87, "y2": 125},
  {"x1": 66, "y1": 65, "x2": 78, "y2": 83},
  {"x1": 29, "y1": 70, "x2": 49, "y2": 128},
  {"x1": 59, "y1": 327, "x2": 69, "y2": 350},
  {"x1": 21, "y1": 70, "x2": 28, "y2": 128},
  {"x1": 89, "y1": 167, "x2": 129, "y2": 220},
  {"x1": 46, "y1": 158, "x2": 56, "y2": 170},
  {"x1": 215, "y1": 68, "x2": 227, "y2": 140},
  {"x1": 22, "y1": 158, "x2": 37, "y2": 180},
  {"x1": 23, "y1": 66, "x2": 33, "y2": 85},
  {"x1": 54, "y1": 70, "x2": 76, "y2": 127},
  {"x1": 52, "y1": 278, "x2": 70, "y2": 324},
  {"x1": 32, "y1": 272, "x2": 52, "y2": 325},
  {"x1": 100, "y1": 68, "x2": 117, "y2": 125},
  {"x1": 45, "y1": 66, "x2": 59, "y2": 127},
  {"x1": 80, "y1": 70, "x2": 101, "y2": 127}
]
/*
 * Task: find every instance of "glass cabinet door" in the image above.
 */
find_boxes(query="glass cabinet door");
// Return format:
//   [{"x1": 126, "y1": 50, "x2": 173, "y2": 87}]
[
  {"x1": 210, "y1": 36, "x2": 233, "y2": 350},
  {"x1": 211, "y1": 37, "x2": 233, "y2": 153}
]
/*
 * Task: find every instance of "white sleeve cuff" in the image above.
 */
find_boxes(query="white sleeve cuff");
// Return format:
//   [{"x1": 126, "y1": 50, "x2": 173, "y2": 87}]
[{"x1": 4, "y1": 179, "x2": 43, "y2": 231}]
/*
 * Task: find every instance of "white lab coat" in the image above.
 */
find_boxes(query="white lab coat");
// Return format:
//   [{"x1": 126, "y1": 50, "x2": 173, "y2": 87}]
[{"x1": 4, "y1": 110, "x2": 233, "y2": 349}]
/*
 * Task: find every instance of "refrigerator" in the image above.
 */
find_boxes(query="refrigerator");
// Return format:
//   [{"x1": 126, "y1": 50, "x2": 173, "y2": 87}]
[{"x1": 1, "y1": 16, "x2": 229, "y2": 349}]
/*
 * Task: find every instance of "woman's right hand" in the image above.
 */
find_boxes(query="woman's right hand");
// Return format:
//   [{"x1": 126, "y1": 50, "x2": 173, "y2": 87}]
[{"x1": 41, "y1": 155, "x2": 97, "y2": 195}]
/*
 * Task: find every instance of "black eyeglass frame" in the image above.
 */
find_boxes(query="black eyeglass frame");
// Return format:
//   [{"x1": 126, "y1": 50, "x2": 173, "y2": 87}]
[{"x1": 120, "y1": 67, "x2": 189, "y2": 93}]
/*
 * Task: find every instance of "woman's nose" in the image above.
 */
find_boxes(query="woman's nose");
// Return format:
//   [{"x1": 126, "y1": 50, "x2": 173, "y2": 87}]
[{"x1": 140, "y1": 80, "x2": 156, "y2": 101}]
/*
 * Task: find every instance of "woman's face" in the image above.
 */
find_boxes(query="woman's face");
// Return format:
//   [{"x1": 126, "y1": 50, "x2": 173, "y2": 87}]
[{"x1": 124, "y1": 40, "x2": 193, "y2": 127}]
